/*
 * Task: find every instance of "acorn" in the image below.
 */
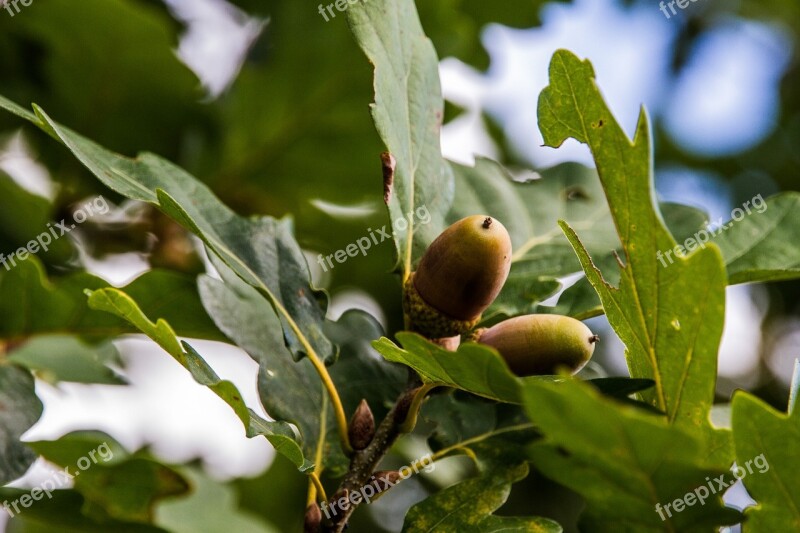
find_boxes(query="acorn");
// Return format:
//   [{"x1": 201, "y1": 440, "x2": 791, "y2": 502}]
[
  {"x1": 475, "y1": 314, "x2": 598, "y2": 376},
  {"x1": 403, "y1": 216, "x2": 512, "y2": 338}
]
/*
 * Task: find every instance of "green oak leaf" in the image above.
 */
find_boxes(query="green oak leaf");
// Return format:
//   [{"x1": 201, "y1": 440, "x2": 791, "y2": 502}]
[
  {"x1": 155, "y1": 467, "x2": 278, "y2": 533},
  {"x1": 404, "y1": 463, "x2": 561, "y2": 533},
  {"x1": 324, "y1": 310, "x2": 407, "y2": 421},
  {"x1": 199, "y1": 255, "x2": 406, "y2": 475},
  {"x1": 421, "y1": 392, "x2": 498, "y2": 450},
  {"x1": 0, "y1": 256, "x2": 224, "y2": 343},
  {"x1": 404, "y1": 440, "x2": 560, "y2": 533},
  {"x1": 0, "y1": 92, "x2": 334, "y2": 364},
  {"x1": 85, "y1": 287, "x2": 305, "y2": 470},
  {"x1": 0, "y1": 364, "x2": 42, "y2": 484},
  {"x1": 523, "y1": 379, "x2": 741, "y2": 532},
  {"x1": 538, "y1": 50, "x2": 729, "y2": 459},
  {"x1": 713, "y1": 192, "x2": 800, "y2": 283},
  {"x1": 731, "y1": 366, "x2": 800, "y2": 532},
  {"x1": 28, "y1": 432, "x2": 188, "y2": 524},
  {"x1": 0, "y1": 487, "x2": 166, "y2": 532},
  {"x1": 0, "y1": 169, "x2": 75, "y2": 266},
  {"x1": 347, "y1": 0, "x2": 454, "y2": 275},
  {"x1": 543, "y1": 192, "x2": 800, "y2": 319},
  {"x1": 7, "y1": 335, "x2": 124, "y2": 385},
  {"x1": 197, "y1": 261, "x2": 328, "y2": 473},
  {"x1": 373, "y1": 333, "x2": 523, "y2": 403}
]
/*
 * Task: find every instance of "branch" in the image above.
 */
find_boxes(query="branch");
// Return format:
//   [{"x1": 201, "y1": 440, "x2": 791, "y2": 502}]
[{"x1": 322, "y1": 378, "x2": 422, "y2": 532}]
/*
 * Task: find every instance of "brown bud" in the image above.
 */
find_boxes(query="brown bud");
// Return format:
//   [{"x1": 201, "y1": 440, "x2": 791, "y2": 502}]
[
  {"x1": 366, "y1": 470, "x2": 404, "y2": 502},
  {"x1": 331, "y1": 488, "x2": 351, "y2": 513},
  {"x1": 373, "y1": 470, "x2": 403, "y2": 488},
  {"x1": 348, "y1": 399, "x2": 375, "y2": 451},
  {"x1": 393, "y1": 386, "x2": 421, "y2": 428},
  {"x1": 403, "y1": 215, "x2": 511, "y2": 337},
  {"x1": 304, "y1": 503, "x2": 322, "y2": 533}
]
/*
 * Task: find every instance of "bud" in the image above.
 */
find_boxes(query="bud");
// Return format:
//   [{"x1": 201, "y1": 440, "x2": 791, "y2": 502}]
[
  {"x1": 304, "y1": 503, "x2": 321, "y2": 533},
  {"x1": 348, "y1": 399, "x2": 375, "y2": 451},
  {"x1": 393, "y1": 386, "x2": 422, "y2": 429},
  {"x1": 374, "y1": 470, "x2": 402, "y2": 488}
]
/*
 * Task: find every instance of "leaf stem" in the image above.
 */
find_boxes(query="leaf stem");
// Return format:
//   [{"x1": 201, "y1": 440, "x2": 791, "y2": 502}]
[
  {"x1": 308, "y1": 386, "x2": 329, "y2": 505},
  {"x1": 424, "y1": 422, "x2": 536, "y2": 465},
  {"x1": 278, "y1": 304, "x2": 353, "y2": 455},
  {"x1": 308, "y1": 472, "x2": 328, "y2": 504},
  {"x1": 399, "y1": 383, "x2": 439, "y2": 433}
]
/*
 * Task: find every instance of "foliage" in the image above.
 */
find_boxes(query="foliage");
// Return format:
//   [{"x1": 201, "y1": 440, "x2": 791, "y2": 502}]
[{"x1": 0, "y1": 0, "x2": 798, "y2": 531}]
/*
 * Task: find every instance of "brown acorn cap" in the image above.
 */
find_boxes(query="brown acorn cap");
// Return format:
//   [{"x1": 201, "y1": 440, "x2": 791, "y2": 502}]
[
  {"x1": 403, "y1": 275, "x2": 480, "y2": 337},
  {"x1": 412, "y1": 215, "x2": 512, "y2": 322},
  {"x1": 478, "y1": 314, "x2": 597, "y2": 376}
]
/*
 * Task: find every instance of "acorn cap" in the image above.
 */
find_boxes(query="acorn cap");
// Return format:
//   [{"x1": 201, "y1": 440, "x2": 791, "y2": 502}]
[
  {"x1": 405, "y1": 215, "x2": 511, "y2": 337},
  {"x1": 477, "y1": 314, "x2": 597, "y2": 376}
]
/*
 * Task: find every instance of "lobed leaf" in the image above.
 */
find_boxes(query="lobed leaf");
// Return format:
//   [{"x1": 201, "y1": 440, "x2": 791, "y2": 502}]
[
  {"x1": 523, "y1": 379, "x2": 741, "y2": 531},
  {"x1": 373, "y1": 333, "x2": 524, "y2": 403},
  {"x1": 404, "y1": 438, "x2": 559, "y2": 532},
  {"x1": 538, "y1": 50, "x2": 729, "y2": 459},
  {"x1": 731, "y1": 372, "x2": 800, "y2": 531}
]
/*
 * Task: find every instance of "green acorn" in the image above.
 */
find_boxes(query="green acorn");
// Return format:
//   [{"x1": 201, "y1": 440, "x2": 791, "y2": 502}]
[
  {"x1": 476, "y1": 314, "x2": 598, "y2": 376},
  {"x1": 403, "y1": 215, "x2": 511, "y2": 338}
]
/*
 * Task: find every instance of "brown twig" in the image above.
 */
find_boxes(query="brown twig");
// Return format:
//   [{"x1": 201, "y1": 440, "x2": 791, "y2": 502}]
[{"x1": 322, "y1": 377, "x2": 422, "y2": 532}]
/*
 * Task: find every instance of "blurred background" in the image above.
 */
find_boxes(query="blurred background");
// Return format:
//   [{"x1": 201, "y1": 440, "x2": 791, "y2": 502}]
[{"x1": 0, "y1": 0, "x2": 797, "y2": 531}]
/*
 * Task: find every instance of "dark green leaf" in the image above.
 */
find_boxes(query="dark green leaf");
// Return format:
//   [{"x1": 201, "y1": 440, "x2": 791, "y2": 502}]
[
  {"x1": 714, "y1": 192, "x2": 800, "y2": 283},
  {"x1": 0, "y1": 364, "x2": 42, "y2": 484},
  {"x1": 347, "y1": 0, "x2": 454, "y2": 274},
  {"x1": 8, "y1": 335, "x2": 124, "y2": 385},
  {"x1": 421, "y1": 392, "x2": 498, "y2": 450},
  {"x1": 28, "y1": 433, "x2": 188, "y2": 524},
  {"x1": 0, "y1": 93, "x2": 334, "y2": 364},
  {"x1": 197, "y1": 263, "x2": 325, "y2": 472},
  {"x1": 0, "y1": 257, "x2": 224, "y2": 343},
  {"x1": 325, "y1": 310, "x2": 407, "y2": 421},
  {"x1": 404, "y1": 450, "x2": 560, "y2": 532}
]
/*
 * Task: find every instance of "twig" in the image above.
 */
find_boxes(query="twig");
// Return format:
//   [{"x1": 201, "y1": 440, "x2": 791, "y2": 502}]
[{"x1": 322, "y1": 378, "x2": 422, "y2": 532}]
